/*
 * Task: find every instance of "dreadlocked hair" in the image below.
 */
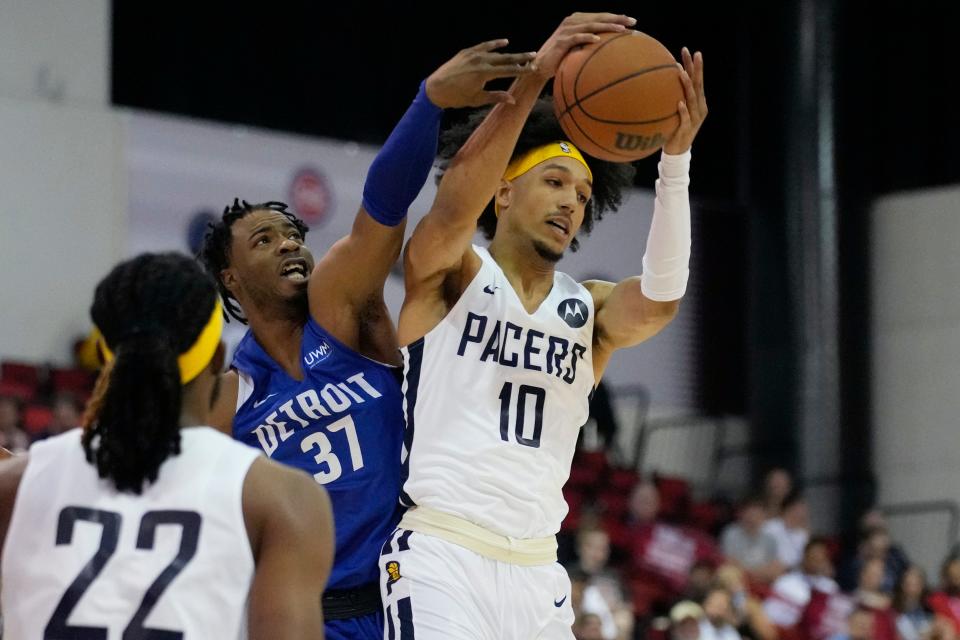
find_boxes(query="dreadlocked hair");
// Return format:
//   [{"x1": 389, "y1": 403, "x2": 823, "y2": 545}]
[
  {"x1": 82, "y1": 252, "x2": 218, "y2": 494},
  {"x1": 198, "y1": 198, "x2": 309, "y2": 324},
  {"x1": 436, "y1": 97, "x2": 637, "y2": 252}
]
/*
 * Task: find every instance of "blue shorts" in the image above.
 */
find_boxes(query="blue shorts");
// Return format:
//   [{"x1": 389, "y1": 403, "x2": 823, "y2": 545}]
[{"x1": 325, "y1": 611, "x2": 383, "y2": 640}]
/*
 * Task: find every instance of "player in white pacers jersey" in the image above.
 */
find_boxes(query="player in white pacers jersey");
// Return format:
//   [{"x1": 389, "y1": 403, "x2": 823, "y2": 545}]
[
  {"x1": 380, "y1": 12, "x2": 708, "y2": 639},
  {"x1": 0, "y1": 252, "x2": 334, "y2": 639}
]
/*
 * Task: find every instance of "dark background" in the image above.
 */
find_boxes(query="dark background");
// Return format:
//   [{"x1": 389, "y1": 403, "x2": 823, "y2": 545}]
[{"x1": 112, "y1": 0, "x2": 959, "y2": 503}]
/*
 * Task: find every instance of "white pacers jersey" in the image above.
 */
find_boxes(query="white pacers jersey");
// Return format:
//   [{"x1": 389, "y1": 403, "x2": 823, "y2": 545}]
[
  {"x1": 2, "y1": 427, "x2": 260, "y2": 640},
  {"x1": 400, "y1": 245, "x2": 595, "y2": 539}
]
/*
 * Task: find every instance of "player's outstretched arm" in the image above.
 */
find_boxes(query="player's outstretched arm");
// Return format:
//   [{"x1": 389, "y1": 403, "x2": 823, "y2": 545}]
[
  {"x1": 308, "y1": 42, "x2": 540, "y2": 344},
  {"x1": 245, "y1": 458, "x2": 334, "y2": 640},
  {"x1": 590, "y1": 48, "x2": 706, "y2": 379},
  {"x1": 403, "y1": 13, "x2": 636, "y2": 293}
]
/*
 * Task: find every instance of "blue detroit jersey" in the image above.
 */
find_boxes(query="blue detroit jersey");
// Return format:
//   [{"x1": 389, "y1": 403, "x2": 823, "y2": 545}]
[{"x1": 231, "y1": 317, "x2": 404, "y2": 589}]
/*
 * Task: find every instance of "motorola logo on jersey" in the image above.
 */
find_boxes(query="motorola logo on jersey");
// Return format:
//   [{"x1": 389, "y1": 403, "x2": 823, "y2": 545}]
[
  {"x1": 304, "y1": 340, "x2": 332, "y2": 368},
  {"x1": 557, "y1": 298, "x2": 589, "y2": 328}
]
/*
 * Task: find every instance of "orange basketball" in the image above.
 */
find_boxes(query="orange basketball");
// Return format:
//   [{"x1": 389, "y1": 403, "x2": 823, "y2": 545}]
[{"x1": 553, "y1": 31, "x2": 682, "y2": 162}]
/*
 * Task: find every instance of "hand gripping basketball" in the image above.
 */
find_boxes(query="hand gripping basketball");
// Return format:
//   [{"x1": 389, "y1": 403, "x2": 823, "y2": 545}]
[
  {"x1": 663, "y1": 47, "x2": 707, "y2": 155},
  {"x1": 533, "y1": 12, "x2": 638, "y2": 79}
]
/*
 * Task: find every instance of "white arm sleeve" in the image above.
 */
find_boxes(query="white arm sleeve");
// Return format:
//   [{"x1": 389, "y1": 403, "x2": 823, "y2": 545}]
[{"x1": 640, "y1": 149, "x2": 692, "y2": 301}]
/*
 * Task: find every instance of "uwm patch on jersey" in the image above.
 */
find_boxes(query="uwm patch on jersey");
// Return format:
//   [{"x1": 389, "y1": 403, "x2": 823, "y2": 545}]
[{"x1": 400, "y1": 246, "x2": 595, "y2": 540}]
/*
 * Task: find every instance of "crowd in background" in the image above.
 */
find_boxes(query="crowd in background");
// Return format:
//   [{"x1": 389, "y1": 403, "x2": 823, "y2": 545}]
[
  {"x1": 4, "y1": 358, "x2": 960, "y2": 640},
  {"x1": 560, "y1": 461, "x2": 960, "y2": 640}
]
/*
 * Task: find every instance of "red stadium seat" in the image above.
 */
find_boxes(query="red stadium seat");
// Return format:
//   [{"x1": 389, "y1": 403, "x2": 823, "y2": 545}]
[
  {"x1": 689, "y1": 500, "x2": 726, "y2": 535},
  {"x1": 22, "y1": 404, "x2": 53, "y2": 435},
  {"x1": 654, "y1": 475, "x2": 692, "y2": 522},
  {"x1": 1, "y1": 361, "x2": 41, "y2": 388},
  {"x1": 50, "y1": 367, "x2": 96, "y2": 395},
  {"x1": 607, "y1": 467, "x2": 639, "y2": 491},
  {"x1": 0, "y1": 379, "x2": 36, "y2": 402}
]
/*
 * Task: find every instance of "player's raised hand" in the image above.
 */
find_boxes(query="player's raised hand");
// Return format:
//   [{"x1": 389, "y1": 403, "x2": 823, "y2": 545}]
[
  {"x1": 532, "y1": 12, "x2": 636, "y2": 79},
  {"x1": 664, "y1": 47, "x2": 707, "y2": 155},
  {"x1": 425, "y1": 39, "x2": 538, "y2": 108}
]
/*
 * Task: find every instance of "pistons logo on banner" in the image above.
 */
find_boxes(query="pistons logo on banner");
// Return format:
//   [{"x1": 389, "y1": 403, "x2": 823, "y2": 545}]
[{"x1": 289, "y1": 167, "x2": 333, "y2": 225}]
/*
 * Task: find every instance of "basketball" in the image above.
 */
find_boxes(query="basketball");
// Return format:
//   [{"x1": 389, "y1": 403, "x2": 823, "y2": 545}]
[{"x1": 553, "y1": 31, "x2": 683, "y2": 162}]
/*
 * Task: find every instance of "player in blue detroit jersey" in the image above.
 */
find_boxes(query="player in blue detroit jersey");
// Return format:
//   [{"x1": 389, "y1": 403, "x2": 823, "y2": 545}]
[{"x1": 199, "y1": 42, "x2": 539, "y2": 640}]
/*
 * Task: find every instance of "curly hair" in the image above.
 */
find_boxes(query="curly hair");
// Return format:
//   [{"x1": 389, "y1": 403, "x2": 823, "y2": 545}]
[
  {"x1": 198, "y1": 198, "x2": 309, "y2": 323},
  {"x1": 435, "y1": 98, "x2": 637, "y2": 252},
  {"x1": 82, "y1": 252, "x2": 217, "y2": 494}
]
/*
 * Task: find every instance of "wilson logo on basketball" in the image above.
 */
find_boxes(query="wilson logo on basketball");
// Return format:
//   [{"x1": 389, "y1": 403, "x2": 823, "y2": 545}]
[
  {"x1": 558, "y1": 298, "x2": 589, "y2": 328},
  {"x1": 615, "y1": 132, "x2": 667, "y2": 151}
]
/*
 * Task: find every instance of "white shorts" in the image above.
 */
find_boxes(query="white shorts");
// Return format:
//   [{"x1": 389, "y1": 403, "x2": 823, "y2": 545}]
[{"x1": 379, "y1": 527, "x2": 575, "y2": 640}]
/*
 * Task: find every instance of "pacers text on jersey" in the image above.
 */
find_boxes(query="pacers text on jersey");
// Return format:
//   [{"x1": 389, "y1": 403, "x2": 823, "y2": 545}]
[{"x1": 456, "y1": 311, "x2": 587, "y2": 384}]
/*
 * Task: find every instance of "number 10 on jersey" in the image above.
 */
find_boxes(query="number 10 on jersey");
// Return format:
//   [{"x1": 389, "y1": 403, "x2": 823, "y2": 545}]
[{"x1": 498, "y1": 382, "x2": 545, "y2": 448}]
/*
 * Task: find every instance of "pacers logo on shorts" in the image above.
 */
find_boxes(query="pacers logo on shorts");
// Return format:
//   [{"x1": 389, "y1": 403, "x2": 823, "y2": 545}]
[{"x1": 386, "y1": 561, "x2": 402, "y2": 584}]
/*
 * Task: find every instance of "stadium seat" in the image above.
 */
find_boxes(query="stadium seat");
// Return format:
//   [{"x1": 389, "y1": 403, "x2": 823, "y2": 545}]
[
  {"x1": 22, "y1": 404, "x2": 53, "y2": 435},
  {"x1": 50, "y1": 367, "x2": 96, "y2": 395},
  {"x1": 1, "y1": 361, "x2": 41, "y2": 390}
]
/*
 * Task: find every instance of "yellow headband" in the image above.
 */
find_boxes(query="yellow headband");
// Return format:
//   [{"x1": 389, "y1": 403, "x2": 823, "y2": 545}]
[
  {"x1": 504, "y1": 141, "x2": 593, "y2": 183},
  {"x1": 96, "y1": 300, "x2": 223, "y2": 385},
  {"x1": 496, "y1": 141, "x2": 593, "y2": 215}
]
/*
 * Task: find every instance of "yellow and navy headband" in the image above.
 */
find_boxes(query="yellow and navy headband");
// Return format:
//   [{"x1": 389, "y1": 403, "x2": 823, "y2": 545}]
[
  {"x1": 503, "y1": 140, "x2": 593, "y2": 183},
  {"x1": 496, "y1": 141, "x2": 593, "y2": 214},
  {"x1": 95, "y1": 300, "x2": 223, "y2": 385}
]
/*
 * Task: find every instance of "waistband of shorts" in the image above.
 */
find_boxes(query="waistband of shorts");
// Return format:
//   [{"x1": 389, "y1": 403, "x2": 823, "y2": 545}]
[
  {"x1": 399, "y1": 506, "x2": 557, "y2": 566},
  {"x1": 321, "y1": 582, "x2": 381, "y2": 620}
]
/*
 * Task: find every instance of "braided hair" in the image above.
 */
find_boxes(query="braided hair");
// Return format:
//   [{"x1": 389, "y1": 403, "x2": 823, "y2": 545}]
[
  {"x1": 436, "y1": 98, "x2": 637, "y2": 252},
  {"x1": 82, "y1": 252, "x2": 218, "y2": 494},
  {"x1": 199, "y1": 198, "x2": 309, "y2": 324}
]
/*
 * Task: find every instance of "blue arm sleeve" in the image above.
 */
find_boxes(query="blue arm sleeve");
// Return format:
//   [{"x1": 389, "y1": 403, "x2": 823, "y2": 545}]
[{"x1": 361, "y1": 80, "x2": 443, "y2": 227}]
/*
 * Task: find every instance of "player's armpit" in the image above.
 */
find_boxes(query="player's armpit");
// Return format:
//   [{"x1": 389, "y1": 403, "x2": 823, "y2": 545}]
[
  {"x1": 207, "y1": 370, "x2": 239, "y2": 435},
  {"x1": 245, "y1": 459, "x2": 333, "y2": 640},
  {"x1": 0, "y1": 446, "x2": 13, "y2": 460},
  {"x1": 587, "y1": 278, "x2": 680, "y2": 372}
]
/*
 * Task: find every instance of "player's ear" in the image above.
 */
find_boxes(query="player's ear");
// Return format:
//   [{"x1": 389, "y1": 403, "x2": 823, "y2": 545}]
[
  {"x1": 495, "y1": 180, "x2": 513, "y2": 216},
  {"x1": 220, "y1": 268, "x2": 237, "y2": 293}
]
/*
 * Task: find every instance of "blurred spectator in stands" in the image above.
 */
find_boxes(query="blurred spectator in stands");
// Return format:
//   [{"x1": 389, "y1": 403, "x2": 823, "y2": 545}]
[
  {"x1": 854, "y1": 556, "x2": 898, "y2": 640},
  {"x1": 31, "y1": 392, "x2": 83, "y2": 441},
  {"x1": 895, "y1": 565, "x2": 935, "y2": 640},
  {"x1": 928, "y1": 555, "x2": 960, "y2": 635},
  {"x1": 715, "y1": 564, "x2": 777, "y2": 640},
  {"x1": 698, "y1": 587, "x2": 742, "y2": 640},
  {"x1": 628, "y1": 480, "x2": 724, "y2": 611},
  {"x1": 762, "y1": 492, "x2": 810, "y2": 569},
  {"x1": 829, "y1": 607, "x2": 875, "y2": 640},
  {"x1": 574, "y1": 612, "x2": 606, "y2": 640},
  {"x1": 569, "y1": 567, "x2": 618, "y2": 640},
  {"x1": 570, "y1": 525, "x2": 633, "y2": 640},
  {"x1": 761, "y1": 467, "x2": 793, "y2": 519},
  {"x1": 685, "y1": 560, "x2": 717, "y2": 603},
  {"x1": 669, "y1": 601, "x2": 705, "y2": 640},
  {"x1": 839, "y1": 525, "x2": 909, "y2": 592},
  {"x1": 721, "y1": 495, "x2": 785, "y2": 584},
  {"x1": 764, "y1": 537, "x2": 839, "y2": 629},
  {"x1": 0, "y1": 395, "x2": 28, "y2": 453}
]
